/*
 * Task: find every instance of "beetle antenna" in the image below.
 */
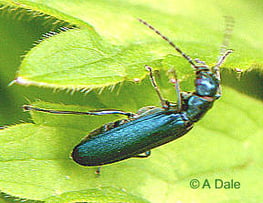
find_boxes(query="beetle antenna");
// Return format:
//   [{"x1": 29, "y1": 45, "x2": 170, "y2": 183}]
[
  {"x1": 138, "y1": 18, "x2": 198, "y2": 69},
  {"x1": 215, "y1": 49, "x2": 233, "y2": 69},
  {"x1": 214, "y1": 16, "x2": 235, "y2": 78},
  {"x1": 219, "y1": 16, "x2": 235, "y2": 56}
]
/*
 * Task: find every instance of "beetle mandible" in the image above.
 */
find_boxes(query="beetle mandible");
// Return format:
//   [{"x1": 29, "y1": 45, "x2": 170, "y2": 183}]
[{"x1": 23, "y1": 19, "x2": 233, "y2": 166}]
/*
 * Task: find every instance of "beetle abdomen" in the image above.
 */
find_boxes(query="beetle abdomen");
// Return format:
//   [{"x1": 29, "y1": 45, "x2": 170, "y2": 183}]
[{"x1": 72, "y1": 111, "x2": 192, "y2": 166}]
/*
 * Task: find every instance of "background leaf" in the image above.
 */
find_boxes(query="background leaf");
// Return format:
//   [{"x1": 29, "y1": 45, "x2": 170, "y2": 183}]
[{"x1": 1, "y1": 0, "x2": 262, "y2": 90}]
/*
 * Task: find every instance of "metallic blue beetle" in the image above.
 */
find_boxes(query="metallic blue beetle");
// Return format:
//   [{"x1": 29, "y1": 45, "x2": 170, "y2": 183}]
[{"x1": 23, "y1": 19, "x2": 233, "y2": 167}]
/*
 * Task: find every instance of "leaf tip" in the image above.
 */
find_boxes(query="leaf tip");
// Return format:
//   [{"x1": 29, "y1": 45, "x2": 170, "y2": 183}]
[{"x1": 12, "y1": 76, "x2": 32, "y2": 86}]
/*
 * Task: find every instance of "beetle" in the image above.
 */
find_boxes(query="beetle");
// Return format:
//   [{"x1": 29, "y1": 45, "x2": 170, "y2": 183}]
[{"x1": 23, "y1": 19, "x2": 233, "y2": 167}]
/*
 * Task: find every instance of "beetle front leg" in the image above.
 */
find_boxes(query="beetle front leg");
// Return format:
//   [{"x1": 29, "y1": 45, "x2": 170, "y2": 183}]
[
  {"x1": 145, "y1": 65, "x2": 170, "y2": 109},
  {"x1": 168, "y1": 69, "x2": 182, "y2": 111}
]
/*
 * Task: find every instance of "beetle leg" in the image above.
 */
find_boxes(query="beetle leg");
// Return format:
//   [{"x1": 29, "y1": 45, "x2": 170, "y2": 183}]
[
  {"x1": 133, "y1": 151, "x2": 151, "y2": 158},
  {"x1": 95, "y1": 167, "x2": 101, "y2": 175},
  {"x1": 145, "y1": 65, "x2": 170, "y2": 109},
  {"x1": 136, "y1": 106, "x2": 163, "y2": 118},
  {"x1": 168, "y1": 69, "x2": 182, "y2": 111},
  {"x1": 23, "y1": 105, "x2": 136, "y2": 118}
]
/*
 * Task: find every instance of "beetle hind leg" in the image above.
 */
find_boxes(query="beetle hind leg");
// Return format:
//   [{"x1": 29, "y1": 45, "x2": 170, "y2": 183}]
[{"x1": 23, "y1": 105, "x2": 136, "y2": 118}]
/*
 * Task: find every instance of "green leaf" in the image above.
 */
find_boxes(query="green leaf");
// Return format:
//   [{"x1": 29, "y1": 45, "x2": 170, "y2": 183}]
[
  {"x1": 15, "y1": 28, "x2": 162, "y2": 90},
  {"x1": 1, "y1": 81, "x2": 263, "y2": 202},
  {"x1": 44, "y1": 188, "x2": 148, "y2": 203},
  {"x1": 0, "y1": 0, "x2": 260, "y2": 90}
]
